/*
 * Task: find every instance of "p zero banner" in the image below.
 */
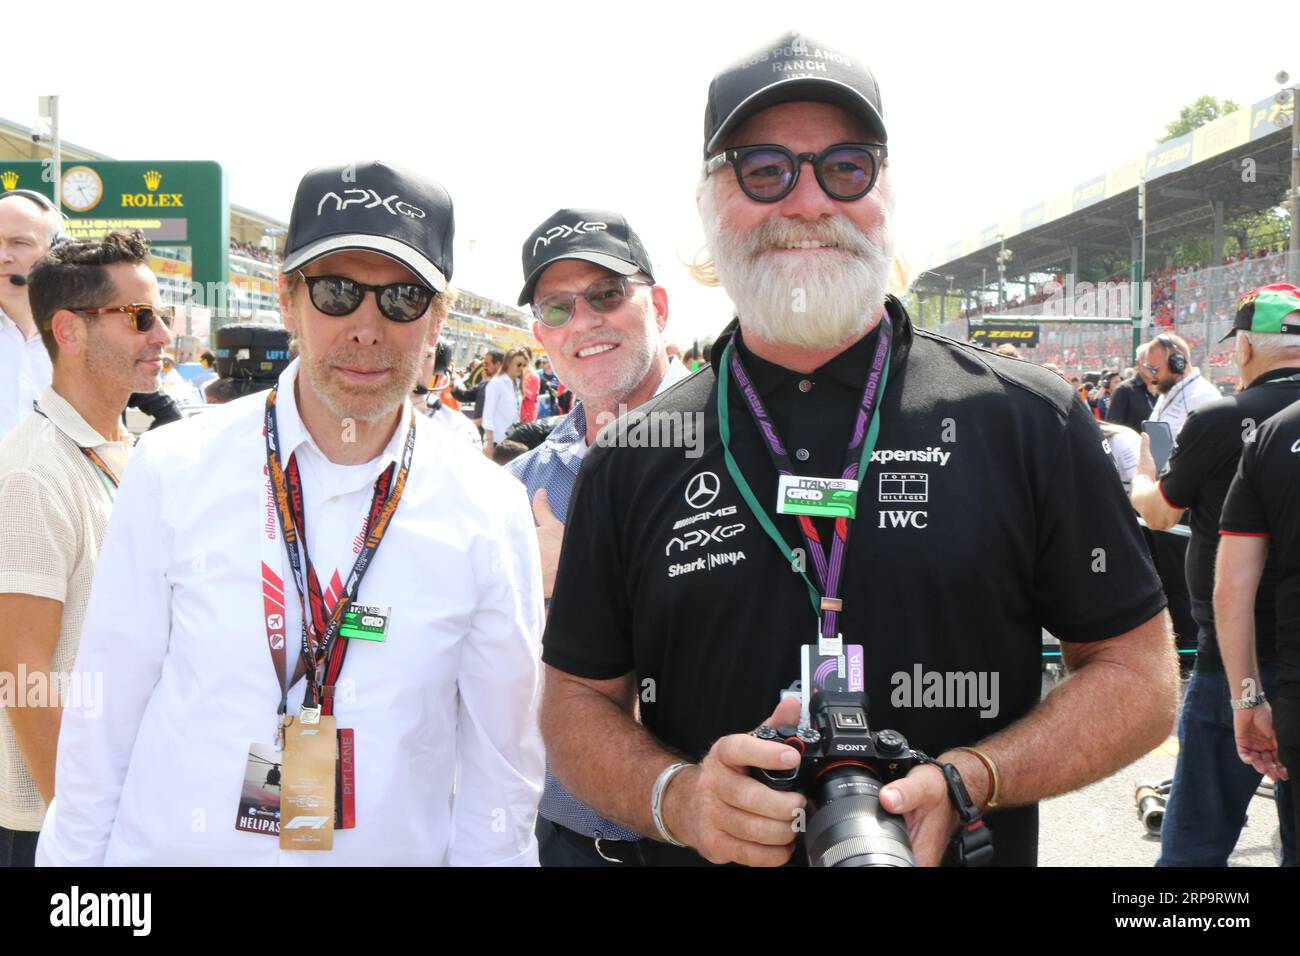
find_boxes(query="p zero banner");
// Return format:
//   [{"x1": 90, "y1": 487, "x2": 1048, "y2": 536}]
[{"x1": 968, "y1": 320, "x2": 1040, "y2": 348}]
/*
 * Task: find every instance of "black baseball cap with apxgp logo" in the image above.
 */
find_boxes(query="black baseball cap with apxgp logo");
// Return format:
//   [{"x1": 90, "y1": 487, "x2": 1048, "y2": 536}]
[
  {"x1": 517, "y1": 207, "x2": 654, "y2": 306},
  {"x1": 703, "y1": 31, "x2": 887, "y2": 158},
  {"x1": 282, "y1": 160, "x2": 454, "y2": 292}
]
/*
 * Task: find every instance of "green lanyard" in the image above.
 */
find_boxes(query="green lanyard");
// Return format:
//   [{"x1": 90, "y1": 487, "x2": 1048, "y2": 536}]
[{"x1": 715, "y1": 332, "x2": 892, "y2": 621}]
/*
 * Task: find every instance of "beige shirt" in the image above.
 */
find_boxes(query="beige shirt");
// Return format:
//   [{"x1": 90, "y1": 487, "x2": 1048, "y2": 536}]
[{"x1": 0, "y1": 385, "x2": 132, "y2": 830}]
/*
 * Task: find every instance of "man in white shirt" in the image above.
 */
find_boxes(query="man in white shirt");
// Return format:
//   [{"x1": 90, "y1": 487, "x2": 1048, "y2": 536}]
[
  {"x1": 1142, "y1": 331, "x2": 1217, "y2": 671},
  {"x1": 0, "y1": 230, "x2": 167, "y2": 867},
  {"x1": 0, "y1": 190, "x2": 63, "y2": 442},
  {"x1": 1145, "y1": 332, "x2": 1220, "y2": 438},
  {"x1": 414, "y1": 340, "x2": 482, "y2": 450},
  {"x1": 38, "y1": 161, "x2": 545, "y2": 866},
  {"x1": 481, "y1": 347, "x2": 527, "y2": 457}
]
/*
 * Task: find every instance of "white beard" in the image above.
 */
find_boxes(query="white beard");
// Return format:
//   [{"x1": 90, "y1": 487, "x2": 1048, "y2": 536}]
[{"x1": 700, "y1": 182, "x2": 895, "y2": 350}]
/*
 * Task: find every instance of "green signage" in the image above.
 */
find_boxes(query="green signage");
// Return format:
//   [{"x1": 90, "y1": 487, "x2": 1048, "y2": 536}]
[{"x1": 0, "y1": 160, "x2": 229, "y2": 316}]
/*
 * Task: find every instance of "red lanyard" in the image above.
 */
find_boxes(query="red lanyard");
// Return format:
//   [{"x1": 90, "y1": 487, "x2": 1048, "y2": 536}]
[{"x1": 263, "y1": 387, "x2": 415, "y2": 718}]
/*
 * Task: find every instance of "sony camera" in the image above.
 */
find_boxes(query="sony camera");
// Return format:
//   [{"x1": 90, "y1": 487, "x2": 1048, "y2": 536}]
[{"x1": 751, "y1": 688, "x2": 922, "y2": 867}]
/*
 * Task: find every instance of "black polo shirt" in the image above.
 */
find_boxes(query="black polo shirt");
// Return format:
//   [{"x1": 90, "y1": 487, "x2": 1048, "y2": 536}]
[
  {"x1": 543, "y1": 297, "x2": 1167, "y2": 866},
  {"x1": 1157, "y1": 368, "x2": 1300, "y2": 670},
  {"x1": 1106, "y1": 375, "x2": 1157, "y2": 433},
  {"x1": 1220, "y1": 398, "x2": 1300, "y2": 689}
]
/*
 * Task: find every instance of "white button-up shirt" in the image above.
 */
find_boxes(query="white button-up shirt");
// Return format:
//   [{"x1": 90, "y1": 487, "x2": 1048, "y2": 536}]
[
  {"x1": 480, "y1": 373, "x2": 520, "y2": 441},
  {"x1": 0, "y1": 306, "x2": 53, "y2": 444},
  {"x1": 1148, "y1": 367, "x2": 1221, "y2": 439},
  {"x1": 38, "y1": 359, "x2": 545, "y2": 866}
]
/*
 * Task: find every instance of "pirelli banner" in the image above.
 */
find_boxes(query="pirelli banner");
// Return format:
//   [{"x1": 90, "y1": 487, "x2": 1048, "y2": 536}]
[{"x1": 968, "y1": 319, "x2": 1040, "y2": 348}]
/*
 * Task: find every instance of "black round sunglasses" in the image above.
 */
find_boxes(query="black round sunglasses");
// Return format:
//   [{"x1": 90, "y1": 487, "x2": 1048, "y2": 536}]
[
  {"x1": 705, "y1": 142, "x2": 888, "y2": 203},
  {"x1": 301, "y1": 272, "x2": 435, "y2": 323}
]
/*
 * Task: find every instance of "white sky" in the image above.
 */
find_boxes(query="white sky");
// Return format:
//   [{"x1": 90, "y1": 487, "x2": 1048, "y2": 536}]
[{"x1": 3, "y1": 0, "x2": 1294, "y2": 346}]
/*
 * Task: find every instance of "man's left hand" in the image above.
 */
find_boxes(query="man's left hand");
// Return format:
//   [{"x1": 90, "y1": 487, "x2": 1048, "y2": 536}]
[
  {"x1": 878, "y1": 763, "x2": 960, "y2": 867},
  {"x1": 1136, "y1": 432, "x2": 1159, "y2": 481}
]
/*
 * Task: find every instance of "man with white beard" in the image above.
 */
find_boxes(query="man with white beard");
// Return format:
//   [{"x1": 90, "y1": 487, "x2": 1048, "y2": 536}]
[{"x1": 539, "y1": 32, "x2": 1176, "y2": 867}]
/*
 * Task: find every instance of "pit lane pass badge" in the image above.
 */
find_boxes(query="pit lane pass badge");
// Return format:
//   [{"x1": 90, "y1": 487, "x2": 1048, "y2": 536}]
[
  {"x1": 339, "y1": 604, "x2": 390, "y2": 642},
  {"x1": 776, "y1": 476, "x2": 859, "y2": 519}
]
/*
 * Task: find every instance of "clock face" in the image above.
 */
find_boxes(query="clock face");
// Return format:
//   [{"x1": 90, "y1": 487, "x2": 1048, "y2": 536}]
[{"x1": 61, "y1": 166, "x2": 103, "y2": 212}]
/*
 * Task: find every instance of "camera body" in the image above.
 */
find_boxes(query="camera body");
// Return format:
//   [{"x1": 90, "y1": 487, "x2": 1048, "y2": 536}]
[
  {"x1": 751, "y1": 689, "x2": 922, "y2": 867},
  {"x1": 752, "y1": 691, "x2": 920, "y2": 791}
]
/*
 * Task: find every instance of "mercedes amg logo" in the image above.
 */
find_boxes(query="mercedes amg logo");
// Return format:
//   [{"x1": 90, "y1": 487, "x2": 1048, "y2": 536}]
[{"x1": 685, "y1": 471, "x2": 721, "y2": 509}]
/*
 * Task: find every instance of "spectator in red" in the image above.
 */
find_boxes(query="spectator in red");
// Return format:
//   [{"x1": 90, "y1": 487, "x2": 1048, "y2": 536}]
[{"x1": 519, "y1": 348, "x2": 541, "y2": 423}]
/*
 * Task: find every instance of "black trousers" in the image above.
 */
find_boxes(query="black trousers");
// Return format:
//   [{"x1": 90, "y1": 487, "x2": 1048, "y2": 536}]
[
  {"x1": 0, "y1": 826, "x2": 38, "y2": 868},
  {"x1": 1274, "y1": 689, "x2": 1300, "y2": 846},
  {"x1": 536, "y1": 817, "x2": 625, "y2": 867},
  {"x1": 1144, "y1": 528, "x2": 1196, "y2": 657}
]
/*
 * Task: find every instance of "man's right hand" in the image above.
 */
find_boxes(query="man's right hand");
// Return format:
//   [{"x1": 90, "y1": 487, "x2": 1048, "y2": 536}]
[
  {"x1": 662, "y1": 695, "x2": 808, "y2": 866},
  {"x1": 1235, "y1": 703, "x2": 1289, "y2": 782}
]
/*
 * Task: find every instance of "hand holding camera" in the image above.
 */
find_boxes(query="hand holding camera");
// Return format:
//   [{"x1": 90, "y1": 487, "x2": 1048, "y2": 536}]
[
  {"x1": 750, "y1": 689, "x2": 921, "y2": 866},
  {"x1": 744, "y1": 655, "x2": 994, "y2": 867},
  {"x1": 662, "y1": 695, "x2": 808, "y2": 867}
]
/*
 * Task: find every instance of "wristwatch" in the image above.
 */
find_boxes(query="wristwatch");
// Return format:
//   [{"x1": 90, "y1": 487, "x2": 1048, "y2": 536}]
[{"x1": 1230, "y1": 691, "x2": 1267, "y2": 710}]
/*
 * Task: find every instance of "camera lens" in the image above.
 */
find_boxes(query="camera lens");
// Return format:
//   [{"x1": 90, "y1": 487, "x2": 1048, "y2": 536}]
[{"x1": 803, "y1": 764, "x2": 915, "y2": 867}]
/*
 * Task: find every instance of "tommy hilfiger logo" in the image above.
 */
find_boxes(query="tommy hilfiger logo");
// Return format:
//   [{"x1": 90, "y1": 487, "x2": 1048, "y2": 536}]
[
  {"x1": 878, "y1": 472, "x2": 928, "y2": 503},
  {"x1": 532, "y1": 220, "x2": 607, "y2": 255}
]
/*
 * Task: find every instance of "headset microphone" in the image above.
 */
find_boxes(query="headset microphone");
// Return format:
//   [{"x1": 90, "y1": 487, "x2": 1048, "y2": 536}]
[{"x1": 7, "y1": 275, "x2": 26, "y2": 287}]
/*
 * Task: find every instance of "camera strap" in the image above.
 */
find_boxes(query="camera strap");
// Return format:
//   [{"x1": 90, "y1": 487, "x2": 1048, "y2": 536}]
[
  {"x1": 915, "y1": 753, "x2": 995, "y2": 866},
  {"x1": 716, "y1": 312, "x2": 892, "y2": 650}
]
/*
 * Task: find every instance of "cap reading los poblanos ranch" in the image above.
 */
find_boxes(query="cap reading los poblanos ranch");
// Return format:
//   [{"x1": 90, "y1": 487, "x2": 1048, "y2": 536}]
[
  {"x1": 703, "y1": 31, "x2": 888, "y2": 157},
  {"x1": 517, "y1": 208, "x2": 655, "y2": 306},
  {"x1": 281, "y1": 160, "x2": 454, "y2": 292}
]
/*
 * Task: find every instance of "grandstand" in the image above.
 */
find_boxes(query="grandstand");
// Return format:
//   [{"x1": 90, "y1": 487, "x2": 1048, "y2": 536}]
[
  {"x1": 1, "y1": 114, "x2": 534, "y2": 364},
  {"x1": 909, "y1": 89, "x2": 1299, "y2": 388}
]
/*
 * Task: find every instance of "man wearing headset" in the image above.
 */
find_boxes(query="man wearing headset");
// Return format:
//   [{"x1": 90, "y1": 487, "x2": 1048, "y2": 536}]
[
  {"x1": 0, "y1": 190, "x2": 63, "y2": 442},
  {"x1": 1142, "y1": 332, "x2": 1221, "y2": 672},
  {"x1": 1144, "y1": 332, "x2": 1220, "y2": 439}
]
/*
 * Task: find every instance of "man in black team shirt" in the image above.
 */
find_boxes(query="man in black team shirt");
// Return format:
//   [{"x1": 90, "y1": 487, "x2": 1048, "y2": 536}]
[
  {"x1": 1106, "y1": 344, "x2": 1158, "y2": 433},
  {"x1": 1216, "y1": 283, "x2": 1300, "y2": 860},
  {"x1": 1130, "y1": 283, "x2": 1300, "y2": 866},
  {"x1": 540, "y1": 32, "x2": 1176, "y2": 867}
]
